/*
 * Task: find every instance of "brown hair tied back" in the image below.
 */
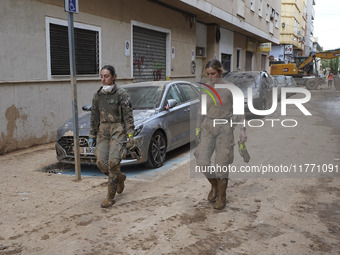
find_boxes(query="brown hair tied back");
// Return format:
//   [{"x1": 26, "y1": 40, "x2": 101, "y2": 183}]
[
  {"x1": 205, "y1": 59, "x2": 223, "y2": 74},
  {"x1": 101, "y1": 65, "x2": 116, "y2": 76}
]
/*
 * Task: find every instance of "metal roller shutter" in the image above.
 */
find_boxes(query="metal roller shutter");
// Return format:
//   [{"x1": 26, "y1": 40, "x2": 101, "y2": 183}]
[
  {"x1": 133, "y1": 26, "x2": 166, "y2": 82},
  {"x1": 50, "y1": 23, "x2": 99, "y2": 75}
]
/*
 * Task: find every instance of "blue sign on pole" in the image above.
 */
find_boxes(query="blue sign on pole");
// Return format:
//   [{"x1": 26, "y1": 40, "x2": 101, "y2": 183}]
[
  {"x1": 65, "y1": 0, "x2": 81, "y2": 180},
  {"x1": 64, "y1": 0, "x2": 79, "y2": 13}
]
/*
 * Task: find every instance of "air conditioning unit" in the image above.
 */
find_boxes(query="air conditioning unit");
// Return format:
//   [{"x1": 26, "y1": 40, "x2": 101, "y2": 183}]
[
  {"x1": 298, "y1": 36, "x2": 305, "y2": 43},
  {"x1": 196, "y1": 46, "x2": 206, "y2": 57}
]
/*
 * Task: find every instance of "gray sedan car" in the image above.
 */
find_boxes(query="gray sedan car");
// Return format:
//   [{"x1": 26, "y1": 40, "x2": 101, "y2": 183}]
[
  {"x1": 223, "y1": 71, "x2": 274, "y2": 113},
  {"x1": 55, "y1": 81, "x2": 200, "y2": 168},
  {"x1": 272, "y1": 75, "x2": 297, "y2": 99},
  {"x1": 272, "y1": 75, "x2": 288, "y2": 101}
]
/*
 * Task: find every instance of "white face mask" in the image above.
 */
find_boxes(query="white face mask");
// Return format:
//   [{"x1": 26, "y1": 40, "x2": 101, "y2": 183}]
[{"x1": 102, "y1": 85, "x2": 113, "y2": 93}]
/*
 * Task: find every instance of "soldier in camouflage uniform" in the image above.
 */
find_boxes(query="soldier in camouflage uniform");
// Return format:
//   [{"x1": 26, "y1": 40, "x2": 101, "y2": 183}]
[
  {"x1": 195, "y1": 59, "x2": 247, "y2": 210},
  {"x1": 89, "y1": 65, "x2": 135, "y2": 208}
]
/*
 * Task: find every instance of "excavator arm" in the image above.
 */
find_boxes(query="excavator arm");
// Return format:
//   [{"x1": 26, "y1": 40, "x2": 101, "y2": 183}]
[
  {"x1": 298, "y1": 49, "x2": 340, "y2": 69},
  {"x1": 270, "y1": 48, "x2": 340, "y2": 90},
  {"x1": 315, "y1": 49, "x2": 340, "y2": 59}
]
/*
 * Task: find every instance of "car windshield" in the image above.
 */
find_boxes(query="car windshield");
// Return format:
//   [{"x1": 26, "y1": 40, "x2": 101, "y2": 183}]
[
  {"x1": 224, "y1": 72, "x2": 259, "y2": 88},
  {"x1": 124, "y1": 86, "x2": 164, "y2": 110},
  {"x1": 275, "y1": 76, "x2": 286, "y2": 83}
]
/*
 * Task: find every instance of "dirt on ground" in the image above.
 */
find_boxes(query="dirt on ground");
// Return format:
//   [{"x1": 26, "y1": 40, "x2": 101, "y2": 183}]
[{"x1": 0, "y1": 84, "x2": 339, "y2": 255}]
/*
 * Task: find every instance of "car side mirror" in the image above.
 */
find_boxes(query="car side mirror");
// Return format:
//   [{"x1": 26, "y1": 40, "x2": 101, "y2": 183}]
[
  {"x1": 165, "y1": 99, "x2": 177, "y2": 110},
  {"x1": 82, "y1": 104, "x2": 92, "y2": 111}
]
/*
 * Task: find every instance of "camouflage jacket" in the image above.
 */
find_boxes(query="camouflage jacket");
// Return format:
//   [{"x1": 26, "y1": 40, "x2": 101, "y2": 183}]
[{"x1": 89, "y1": 84, "x2": 135, "y2": 139}]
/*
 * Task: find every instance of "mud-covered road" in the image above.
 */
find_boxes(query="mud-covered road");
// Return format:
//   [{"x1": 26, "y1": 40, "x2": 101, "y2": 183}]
[{"x1": 0, "y1": 84, "x2": 339, "y2": 255}]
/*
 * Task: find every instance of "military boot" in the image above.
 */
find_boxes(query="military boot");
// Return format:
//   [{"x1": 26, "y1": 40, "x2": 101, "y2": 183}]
[
  {"x1": 207, "y1": 178, "x2": 218, "y2": 202},
  {"x1": 117, "y1": 173, "x2": 126, "y2": 194},
  {"x1": 101, "y1": 176, "x2": 118, "y2": 208},
  {"x1": 213, "y1": 178, "x2": 228, "y2": 210}
]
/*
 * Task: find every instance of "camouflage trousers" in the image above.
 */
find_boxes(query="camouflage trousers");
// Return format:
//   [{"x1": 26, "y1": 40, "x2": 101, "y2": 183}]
[
  {"x1": 195, "y1": 118, "x2": 234, "y2": 179},
  {"x1": 95, "y1": 123, "x2": 126, "y2": 176}
]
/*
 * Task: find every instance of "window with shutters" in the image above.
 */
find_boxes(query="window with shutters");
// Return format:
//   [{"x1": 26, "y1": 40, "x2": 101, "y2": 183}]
[
  {"x1": 250, "y1": 0, "x2": 255, "y2": 12},
  {"x1": 237, "y1": 0, "x2": 245, "y2": 18},
  {"x1": 46, "y1": 17, "x2": 101, "y2": 79},
  {"x1": 265, "y1": 3, "x2": 270, "y2": 22},
  {"x1": 258, "y1": 0, "x2": 263, "y2": 17},
  {"x1": 236, "y1": 48, "x2": 242, "y2": 70},
  {"x1": 275, "y1": 12, "x2": 279, "y2": 28}
]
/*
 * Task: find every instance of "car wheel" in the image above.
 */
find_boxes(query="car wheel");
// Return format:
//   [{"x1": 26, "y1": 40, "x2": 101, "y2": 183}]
[
  {"x1": 305, "y1": 79, "x2": 318, "y2": 90},
  {"x1": 145, "y1": 131, "x2": 167, "y2": 168}
]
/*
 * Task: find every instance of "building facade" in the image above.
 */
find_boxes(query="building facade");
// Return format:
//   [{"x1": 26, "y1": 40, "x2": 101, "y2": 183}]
[
  {"x1": 271, "y1": 0, "x2": 316, "y2": 62},
  {"x1": 305, "y1": 0, "x2": 316, "y2": 56},
  {"x1": 0, "y1": 0, "x2": 281, "y2": 153}
]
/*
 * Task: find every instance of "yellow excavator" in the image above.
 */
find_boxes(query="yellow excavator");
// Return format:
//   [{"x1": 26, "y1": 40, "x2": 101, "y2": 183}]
[{"x1": 270, "y1": 48, "x2": 340, "y2": 90}]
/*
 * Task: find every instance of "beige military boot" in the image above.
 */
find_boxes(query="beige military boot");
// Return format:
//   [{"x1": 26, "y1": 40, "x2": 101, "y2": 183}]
[
  {"x1": 213, "y1": 178, "x2": 228, "y2": 210},
  {"x1": 101, "y1": 177, "x2": 118, "y2": 208},
  {"x1": 117, "y1": 173, "x2": 126, "y2": 194},
  {"x1": 207, "y1": 178, "x2": 218, "y2": 202}
]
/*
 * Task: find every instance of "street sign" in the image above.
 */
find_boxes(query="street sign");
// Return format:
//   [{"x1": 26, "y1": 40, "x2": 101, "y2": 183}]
[
  {"x1": 65, "y1": 0, "x2": 79, "y2": 13},
  {"x1": 65, "y1": 0, "x2": 81, "y2": 180},
  {"x1": 258, "y1": 42, "x2": 272, "y2": 52}
]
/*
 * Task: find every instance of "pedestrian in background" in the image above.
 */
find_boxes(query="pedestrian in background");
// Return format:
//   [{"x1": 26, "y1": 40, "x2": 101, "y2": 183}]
[
  {"x1": 328, "y1": 73, "x2": 333, "y2": 88},
  {"x1": 89, "y1": 65, "x2": 136, "y2": 208},
  {"x1": 195, "y1": 59, "x2": 247, "y2": 210}
]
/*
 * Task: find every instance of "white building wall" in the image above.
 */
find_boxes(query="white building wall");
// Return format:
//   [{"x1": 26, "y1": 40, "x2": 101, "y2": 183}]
[{"x1": 305, "y1": 0, "x2": 315, "y2": 56}]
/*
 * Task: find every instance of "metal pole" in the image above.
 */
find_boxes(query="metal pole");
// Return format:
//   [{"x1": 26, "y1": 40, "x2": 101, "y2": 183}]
[{"x1": 68, "y1": 12, "x2": 81, "y2": 180}]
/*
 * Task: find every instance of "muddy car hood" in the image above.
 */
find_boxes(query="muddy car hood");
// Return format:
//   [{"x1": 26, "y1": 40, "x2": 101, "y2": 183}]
[
  {"x1": 57, "y1": 110, "x2": 156, "y2": 139},
  {"x1": 56, "y1": 112, "x2": 91, "y2": 139},
  {"x1": 133, "y1": 109, "x2": 156, "y2": 126}
]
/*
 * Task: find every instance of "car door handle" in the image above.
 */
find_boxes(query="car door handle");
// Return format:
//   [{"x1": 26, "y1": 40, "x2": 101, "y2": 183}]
[{"x1": 184, "y1": 108, "x2": 190, "y2": 113}]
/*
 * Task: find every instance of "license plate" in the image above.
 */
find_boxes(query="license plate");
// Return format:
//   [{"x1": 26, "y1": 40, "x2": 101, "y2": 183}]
[{"x1": 81, "y1": 147, "x2": 96, "y2": 155}]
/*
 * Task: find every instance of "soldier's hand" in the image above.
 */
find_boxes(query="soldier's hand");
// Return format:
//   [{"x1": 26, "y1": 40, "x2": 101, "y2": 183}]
[
  {"x1": 195, "y1": 127, "x2": 201, "y2": 144},
  {"x1": 127, "y1": 134, "x2": 137, "y2": 151},
  {"x1": 196, "y1": 127, "x2": 201, "y2": 137},
  {"x1": 239, "y1": 128, "x2": 247, "y2": 143},
  {"x1": 238, "y1": 141, "x2": 250, "y2": 163}
]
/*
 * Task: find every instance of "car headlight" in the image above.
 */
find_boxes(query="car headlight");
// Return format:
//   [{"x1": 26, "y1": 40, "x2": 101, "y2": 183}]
[
  {"x1": 134, "y1": 125, "x2": 143, "y2": 136},
  {"x1": 56, "y1": 128, "x2": 64, "y2": 140}
]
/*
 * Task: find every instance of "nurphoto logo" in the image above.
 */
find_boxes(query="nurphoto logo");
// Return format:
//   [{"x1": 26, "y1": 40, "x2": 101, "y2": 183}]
[{"x1": 199, "y1": 83, "x2": 312, "y2": 128}]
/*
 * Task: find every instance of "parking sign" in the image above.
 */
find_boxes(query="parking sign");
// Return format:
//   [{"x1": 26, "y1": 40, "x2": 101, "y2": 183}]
[{"x1": 64, "y1": 0, "x2": 79, "y2": 13}]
